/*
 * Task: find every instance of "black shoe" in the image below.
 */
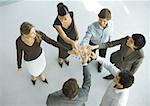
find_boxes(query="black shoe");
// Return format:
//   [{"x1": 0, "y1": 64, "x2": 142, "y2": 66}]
[
  {"x1": 42, "y1": 78, "x2": 48, "y2": 84},
  {"x1": 31, "y1": 79, "x2": 36, "y2": 85},
  {"x1": 58, "y1": 62, "x2": 63, "y2": 68},
  {"x1": 103, "y1": 74, "x2": 114, "y2": 80},
  {"x1": 65, "y1": 61, "x2": 69, "y2": 66}
]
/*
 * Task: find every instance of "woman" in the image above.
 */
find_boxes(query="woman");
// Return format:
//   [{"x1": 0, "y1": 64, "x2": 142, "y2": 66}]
[
  {"x1": 53, "y1": 2, "x2": 79, "y2": 68},
  {"x1": 16, "y1": 22, "x2": 69, "y2": 85}
]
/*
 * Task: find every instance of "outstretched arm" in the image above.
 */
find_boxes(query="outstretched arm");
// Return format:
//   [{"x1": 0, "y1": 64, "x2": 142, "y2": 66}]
[
  {"x1": 96, "y1": 56, "x2": 120, "y2": 76},
  {"x1": 54, "y1": 25, "x2": 77, "y2": 49},
  {"x1": 80, "y1": 26, "x2": 93, "y2": 45},
  {"x1": 81, "y1": 65, "x2": 91, "y2": 96},
  {"x1": 80, "y1": 53, "x2": 91, "y2": 96},
  {"x1": 91, "y1": 52, "x2": 120, "y2": 76},
  {"x1": 37, "y1": 31, "x2": 69, "y2": 52},
  {"x1": 98, "y1": 36, "x2": 128, "y2": 49}
]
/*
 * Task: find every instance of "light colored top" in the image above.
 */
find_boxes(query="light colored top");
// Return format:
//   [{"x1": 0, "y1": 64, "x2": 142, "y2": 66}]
[
  {"x1": 81, "y1": 21, "x2": 113, "y2": 45},
  {"x1": 96, "y1": 56, "x2": 129, "y2": 106}
]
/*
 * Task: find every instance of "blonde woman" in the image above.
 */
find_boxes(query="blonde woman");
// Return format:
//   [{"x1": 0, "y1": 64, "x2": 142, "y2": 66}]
[{"x1": 16, "y1": 22, "x2": 69, "y2": 85}]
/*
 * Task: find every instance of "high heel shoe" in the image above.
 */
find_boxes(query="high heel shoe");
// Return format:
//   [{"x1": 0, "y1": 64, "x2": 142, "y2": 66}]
[
  {"x1": 42, "y1": 78, "x2": 48, "y2": 84},
  {"x1": 65, "y1": 61, "x2": 69, "y2": 66},
  {"x1": 31, "y1": 79, "x2": 36, "y2": 85},
  {"x1": 58, "y1": 62, "x2": 63, "y2": 68},
  {"x1": 58, "y1": 58, "x2": 64, "y2": 68}
]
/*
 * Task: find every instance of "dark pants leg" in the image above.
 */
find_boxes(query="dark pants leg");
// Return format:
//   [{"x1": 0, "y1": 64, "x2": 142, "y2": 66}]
[
  {"x1": 98, "y1": 49, "x2": 107, "y2": 67},
  {"x1": 97, "y1": 48, "x2": 107, "y2": 72},
  {"x1": 89, "y1": 41, "x2": 107, "y2": 72}
]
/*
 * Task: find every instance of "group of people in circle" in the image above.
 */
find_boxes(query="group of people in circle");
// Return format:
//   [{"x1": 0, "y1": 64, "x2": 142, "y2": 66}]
[{"x1": 16, "y1": 2, "x2": 146, "y2": 106}]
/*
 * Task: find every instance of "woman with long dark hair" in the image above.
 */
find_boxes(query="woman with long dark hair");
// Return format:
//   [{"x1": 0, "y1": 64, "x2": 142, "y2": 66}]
[{"x1": 53, "y1": 2, "x2": 79, "y2": 68}]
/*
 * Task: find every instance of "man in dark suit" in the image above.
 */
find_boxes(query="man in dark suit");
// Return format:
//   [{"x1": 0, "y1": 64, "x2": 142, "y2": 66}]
[{"x1": 46, "y1": 52, "x2": 91, "y2": 106}]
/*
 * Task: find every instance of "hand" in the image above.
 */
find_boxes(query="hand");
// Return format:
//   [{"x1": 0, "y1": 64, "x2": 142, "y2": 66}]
[
  {"x1": 17, "y1": 68, "x2": 22, "y2": 72},
  {"x1": 90, "y1": 52, "x2": 97, "y2": 60},
  {"x1": 71, "y1": 41, "x2": 77, "y2": 49},
  {"x1": 68, "y1": 49, "x2": 79, "y2": 55},
  {"x1": 81, "y1": 53, "x2": 90, "y2": 64},
  {"x1": 90, "y1": 45, "x2": 99, "y2": 50}
]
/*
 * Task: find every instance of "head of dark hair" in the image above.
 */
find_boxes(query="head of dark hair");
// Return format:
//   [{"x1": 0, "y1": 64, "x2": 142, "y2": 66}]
[
  {"x1": 118, "y1": 72, "x2": 134, "y2": 89},
  {"x1": 98, "y1": 8, "x2": 111, "y2": 20},
  {"x1": 57, "y1": 2, "x2": 69, "y2": 16},
  {"x1": 20, "y1": 22, "x2": 34, "y2": 35},
  {"x1": 62, "y1": 78, "x2": 79, "y2": 99},
  {"x1": 132, "y1": 33, "x2": 146, "y2": 50}
]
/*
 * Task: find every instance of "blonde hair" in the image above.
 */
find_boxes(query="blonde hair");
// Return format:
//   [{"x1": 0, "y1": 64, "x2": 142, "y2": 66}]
[
  {"x1": 35, "y1": 32, "x2": 42, "y2": 42},
  {"x1": 20, "y1": 22, "x2": 42, "y2": 42}
]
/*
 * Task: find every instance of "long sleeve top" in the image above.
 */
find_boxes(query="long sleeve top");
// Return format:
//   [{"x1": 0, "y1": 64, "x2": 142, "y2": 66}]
[
  {"x1": 98, "y1": 36, "x2": 144, "y2": 74},
  {"x1": 81, "y1": 21, "x2": 113, "y2": 45},
  {"x1": 46, "y1": 65, "x2": 91, "y2": 106},
  {"x1": 96, "y1": 56, "x2": 129, "y2": 106},
  {"x1": 16, "y1": 31, "x2": 68, "y2": 68}
]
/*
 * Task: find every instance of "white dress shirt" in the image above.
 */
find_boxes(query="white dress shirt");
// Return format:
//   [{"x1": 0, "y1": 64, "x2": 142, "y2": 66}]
[{"x1": 96, "y1": 56, "x2": 129, "y2": 106}]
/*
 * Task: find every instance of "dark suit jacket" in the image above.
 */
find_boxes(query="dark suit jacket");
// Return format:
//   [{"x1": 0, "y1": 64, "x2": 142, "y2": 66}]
[
  {"x1": 46, "y1": 65, "x2": 91, "y2": 106},
  {"x1": 99, "y1": 36, "x2": 144, "y2": 74}
]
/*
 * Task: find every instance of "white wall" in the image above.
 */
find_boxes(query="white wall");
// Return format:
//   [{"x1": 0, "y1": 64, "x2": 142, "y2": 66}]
[{"x1": 0, "y1": 1, "x2": 149, "y2": 106}]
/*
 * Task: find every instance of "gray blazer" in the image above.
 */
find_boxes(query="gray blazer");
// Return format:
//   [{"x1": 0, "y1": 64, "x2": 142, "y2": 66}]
[
  {"x1": 46, "y1": 65, "x2": 91, "y2": 106},
  {"x1": 99, "y1": 36, "x2": 144, "y2": 74}
]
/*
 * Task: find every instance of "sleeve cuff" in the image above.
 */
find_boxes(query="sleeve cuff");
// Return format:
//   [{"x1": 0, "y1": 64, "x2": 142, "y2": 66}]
[{"x1": 83, "y1": 63, "x2": 88, "y2": 66}]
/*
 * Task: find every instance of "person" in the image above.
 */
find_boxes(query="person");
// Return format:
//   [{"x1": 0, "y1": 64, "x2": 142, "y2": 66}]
[
  {"x1": 81, "y1": 8, "x2": 113, "y2": 72},
  {"x1": 16, "y1": 22, "x2": 70, "y2": 85},
  {"x1": 46, "y1": 52, "x2": 91, "y2": 106},
  {"x1": 94, "y1": 34, "x2": 146, "y2": 80},
  {"x1": 90, "y1": 52, "x2": 134, "y2": 106},
  {"x1": 53, "y1": 2, "x2": 79, "y2": 68}
]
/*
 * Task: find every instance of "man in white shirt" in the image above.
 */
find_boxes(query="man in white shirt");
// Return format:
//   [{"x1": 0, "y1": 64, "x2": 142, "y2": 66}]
[{"x1": 91, "y1": 52, "x2": 134, "y2": 106}]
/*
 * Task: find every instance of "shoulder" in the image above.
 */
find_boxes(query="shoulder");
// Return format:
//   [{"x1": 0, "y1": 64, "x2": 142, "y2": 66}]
[
  {"x1": 53, "y1": 16, "x2": 61, "y2": 26},
  {"x1": 47, "y1": 90, "x2": 64, "y2": 104},
  {"x1": 36, "y1": 30, "x2": 46, "y2": 39},
  {"x1": 136, "y1": 49, "x2": 144, "y2": 58},
  {"x1": 36, "y1": 30, "x2": 45, "y2": 36},
  {"x1": 47, "y1": 90, "x2": 62, "y2": 100},
  {"x1": 119, "y1": 36, "x2": 129, "y2": 42},
  {"x1": 107, "y1": 21, "x2": 113, "y2": 28},
  {"x1": 46, "y1": 94, "x2": 57, "y2": 105},
  {"x1": 16, "y1": 36, "x2": 22, "y2": 45},
  {"x1": 87, "y1": 21, "x2": 98, "y2": 30}
]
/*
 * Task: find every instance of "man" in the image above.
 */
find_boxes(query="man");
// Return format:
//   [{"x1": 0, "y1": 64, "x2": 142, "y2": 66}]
[
  {"x1": 91, "y1": 52, "x2": 134, "y2": 106},
  {"x1": 46, "y1": 53, "x2": 91, "y2": 106},
  {"x1": 81, "y1": 8, "x2": 113, "y2": 72},
  {"x1": 95, "y1": 33, "x2": 146, "y2": 79}
]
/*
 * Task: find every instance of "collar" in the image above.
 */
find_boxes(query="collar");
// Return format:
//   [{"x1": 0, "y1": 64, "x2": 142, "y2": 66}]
[{"x1": 95, "y1": 21, "x2": 108, "y2": 30}]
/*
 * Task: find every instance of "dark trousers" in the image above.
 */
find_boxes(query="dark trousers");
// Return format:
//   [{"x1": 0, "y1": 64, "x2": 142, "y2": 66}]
[{"x1": 89, "y1": 41, "x2": 107, "y2": 67}]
